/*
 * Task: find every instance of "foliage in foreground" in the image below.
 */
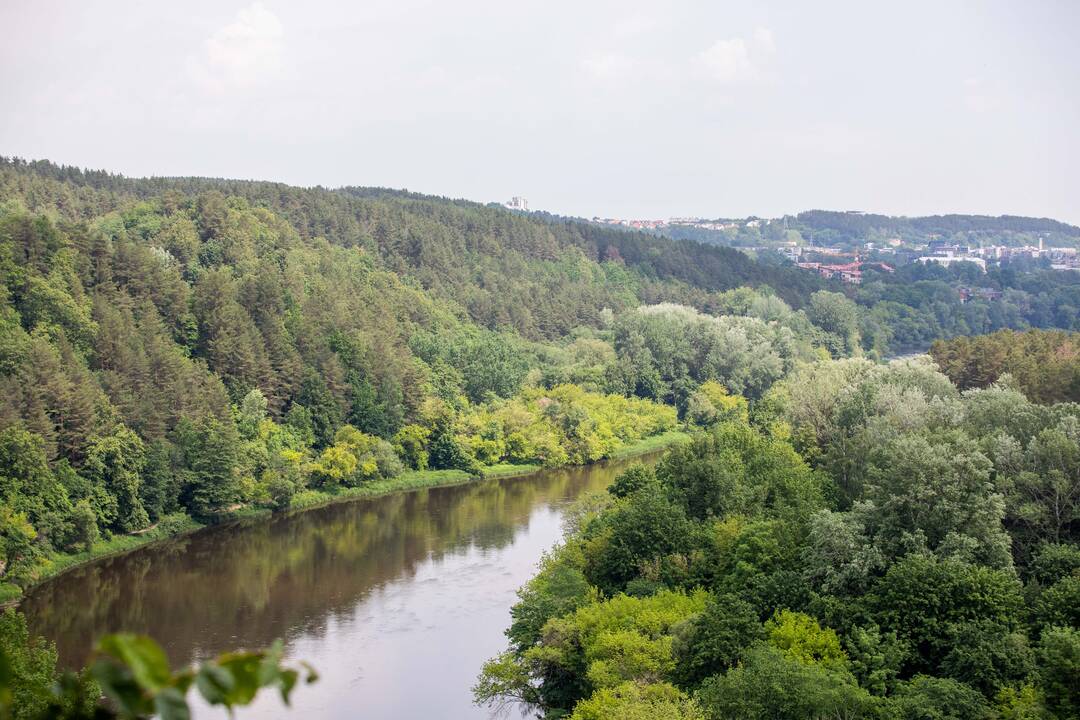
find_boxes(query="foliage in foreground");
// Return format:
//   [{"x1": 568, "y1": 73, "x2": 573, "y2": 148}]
[{"x1": 0, "y1": 608, "x2": 316, "y2": 720}]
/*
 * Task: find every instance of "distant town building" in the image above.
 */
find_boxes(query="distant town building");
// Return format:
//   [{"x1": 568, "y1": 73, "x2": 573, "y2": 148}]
[
  {"x1": 592, "y1": 217, "x2": 667, "y2": 230},
  {"x1": 917, "y1": 255, "x2": 987, "y2": 271},
  {"x1": 585, "y1": 213, "x2": 1080, "y2": 273},
  {"x1": 594, "y1": 216, "x2": 747, "y2": 232},
  {"x1": 778, "y1": 246, "x2": 802, "y2": 262},
  {"x1": 806, "y1": 247, "x2": 849, "y2": 257},
  {"x1": 796, "y1": 260, "x2": 894, "y2": 285},
  {"x1": 928, "y1": 240, "x2": 957, "y2": 255},
  {"x1": 505, "y1": 196, "x2": 529, "y2": 212}
]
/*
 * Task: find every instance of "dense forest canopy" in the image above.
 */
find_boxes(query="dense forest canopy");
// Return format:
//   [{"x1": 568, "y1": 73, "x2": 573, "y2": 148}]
[
  {"x1": 477, "y1": 352, "x2": 1080, "y2": 720},
  {"x1": 0, "y1": 157, "x2": 828, "y2": 324},
  {"x1": 1, "y1": 157, "x2": 1078, "y2": 597},
  {"x1": 931, "y1": 330, "x2": 1080, "y2": 404},
  {"x1": 1, "y1": 157, "x2": 1079, "y2": 719}
]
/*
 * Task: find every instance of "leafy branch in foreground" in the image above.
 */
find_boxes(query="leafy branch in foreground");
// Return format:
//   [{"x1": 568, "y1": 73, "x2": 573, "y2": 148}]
[{"x1": 0, "y1": 610, "x2": 317, "y2": 720}]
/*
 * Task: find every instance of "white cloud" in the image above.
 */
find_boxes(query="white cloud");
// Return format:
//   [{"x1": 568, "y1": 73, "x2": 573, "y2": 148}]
[
  {"x1": 698, "y1": 27, "x2": 776, "y2": 84},
  {"x1": 188, "y1": 3, "x2": 284, "y2": 94},
  {"x1": 698, "y1": 38, "x2": 752, "y2": 83}
]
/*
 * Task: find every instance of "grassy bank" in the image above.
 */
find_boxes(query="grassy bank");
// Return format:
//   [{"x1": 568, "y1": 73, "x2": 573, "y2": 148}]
[
  {"x1": 480, "y1": 463, "x2": 543, "y2": 479},
  {"x1": 608, "y1": 429, "x2": 690, "y2": 459},
  {"x1": 7, "y1": 429, "x2": 691, "y2": 605},
  {"x1": 0, "y1": 583, "x2": 22, "y2": 603},
  {"x1": 287, "y1": 468, "x2": 476, "y2": 512}
]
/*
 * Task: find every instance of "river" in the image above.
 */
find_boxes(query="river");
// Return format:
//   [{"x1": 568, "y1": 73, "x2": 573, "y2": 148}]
[{"x1": 20, "y1": 453, "x2": 660, "y2": 719}]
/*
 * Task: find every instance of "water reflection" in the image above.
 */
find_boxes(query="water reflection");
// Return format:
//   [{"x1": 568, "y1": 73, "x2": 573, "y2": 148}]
[{"x1": 22, "y1": 454, "x2": 659, "y2": 719}]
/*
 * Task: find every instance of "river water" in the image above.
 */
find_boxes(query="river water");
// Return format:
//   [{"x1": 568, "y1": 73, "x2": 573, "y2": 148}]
[{"x1": 21, "y1": 454, "x2": 659, "y2": 719}]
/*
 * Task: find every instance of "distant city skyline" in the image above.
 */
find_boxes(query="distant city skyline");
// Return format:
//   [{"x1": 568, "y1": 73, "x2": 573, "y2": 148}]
[
  {"x1": 588, "y1": 211, "x2": 1079, "y2": 225},
  {"x1": 2, "y1": 1, "x2": 1077, "y2": 223}
]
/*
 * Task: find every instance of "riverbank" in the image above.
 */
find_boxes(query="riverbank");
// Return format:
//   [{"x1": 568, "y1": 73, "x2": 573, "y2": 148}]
[
  {"x1": 1, "y1": 514, "x2": 204, "y2": 604},
  {"x1": 221, "y1": 428, "x2": 689, "y2": 522},
  {"x1": 4, "y1": 429, "x2": 690, "y2": 605}
]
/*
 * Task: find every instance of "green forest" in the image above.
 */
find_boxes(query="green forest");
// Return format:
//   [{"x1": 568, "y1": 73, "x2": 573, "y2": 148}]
[
  {"x1": 0, "y1": 158, "x2": 1078, "y2": 719},
  {"x1": 476, "y1": 353, "x2": 1080, "y2": 719}
]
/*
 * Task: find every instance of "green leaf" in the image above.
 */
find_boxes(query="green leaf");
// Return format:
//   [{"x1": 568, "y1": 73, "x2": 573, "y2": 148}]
[
  {"x1": 301, "y1": 660, "x2": 319, "y2": 684},
  {"x1": 256, "y1": 639, "x2": 285, "y2": 686},
  {"x1": 154, "y1": 686, "x2": 192, "y2": 720},
  {"x1": 90, "y1": 658, "x2": 153, "y2": 717},
  {"x1": 216, "y1": 652, "x2": 264, "y2": 706},
  {"x1": 173, "y1": 668, "x2": 196, "y2": 695},
  {"x1": 97, "y1": 633, "x2": 172, "y2": 691},
  {"x1": 195, "y1": 664, "x2": 234, "y2": 706},
  {"x1": 277, "y1": 668, "x2": 298, "y2": 706}
]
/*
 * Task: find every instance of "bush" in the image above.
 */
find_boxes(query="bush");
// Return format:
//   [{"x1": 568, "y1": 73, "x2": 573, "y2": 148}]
[
  {"x1": 608, "y1": 466, "x2": 657, "y2": 499},
  {"x1": 154, "y1": 513, "x2": 193, "y2": 537},
  {"x1": 1037, "y1": 626, "x2": 1080, "y2": 718},
  {"x1": 309, "y1": 426, "x2": 404, "y2": 487},
  {"x1": 267, "y1": 478, "x2": 296, "y2": 512},
  {"x1": 393, "y1": 424, "x2": 430, "y2": 470},
  {"x1": 372, "y1": 439, "x2": 405, "y2": 478},
  {"x1": 0, "y1": 609, "x2": 97, "y2": 719},
  {"x1": 889, "y1": 675, "x2": 990, "y2": 720},
  {"x1": 1028, "y1": 543, "x2": 1080, "y2": 586},
  {"x1": 673, "y1": 594, "x2": 763, "y2": 686},
  {"x1": 1032, "y1": 577, "x2": 1080, "y2": 631},
  {"x1": 695, "y1": 644, "x2": 878, "y2": 720},
  {"x1": 570, "y1": 681, "x2": 704, "y2": 720},
  {"x1": 67, "y1": 500, "x2": 99, "y2": 552}
]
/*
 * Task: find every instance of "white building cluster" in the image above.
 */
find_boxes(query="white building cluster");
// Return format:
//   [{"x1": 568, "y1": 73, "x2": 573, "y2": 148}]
[
  {"x1": 592, "y1": 217, "x2": 753, "y2": 232},
  {"x1": 918, "y1": 238, "x2": 1080, "y2": 272}
]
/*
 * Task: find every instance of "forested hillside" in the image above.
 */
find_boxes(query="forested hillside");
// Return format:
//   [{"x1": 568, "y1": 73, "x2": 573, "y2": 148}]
[
  {"x1": 2, "y1": 157, "x2": 1080, "y2": 719},
  {"x1": 931, "y1": 329, "x2": 1080, "y2": 403},
  {"x1": 795, "y1": 210, "x2": 1080, "y2": 245},
  {"x1": 0, "y1": 158, "x2": 827, "y2": 334},
  {"x1": 0, "y1": 164, "x2": 697, "y2": 593},
  {"x1": 477, "y1": 355, "x2": 1080, "y2": 719},
  {"x1": 851, "y1": 262, "x2": 1080, "y2": 352},
  {"x1": 4, "y1": 158, "x2": 1080, "y2": 605},
  {"x1": 0, "y1": 157, "x2": 851, "y2": 598}
]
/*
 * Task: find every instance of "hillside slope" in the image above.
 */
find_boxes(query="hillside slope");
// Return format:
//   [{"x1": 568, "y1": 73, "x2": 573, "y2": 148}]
[{"x1": 0, "y1": 158, "x2": 826, "y2": 339}]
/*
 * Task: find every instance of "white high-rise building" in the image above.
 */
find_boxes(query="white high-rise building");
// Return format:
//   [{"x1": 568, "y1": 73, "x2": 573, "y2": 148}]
[{"x1": 505, "y1": 196, "x2": 529, "y2": 212}]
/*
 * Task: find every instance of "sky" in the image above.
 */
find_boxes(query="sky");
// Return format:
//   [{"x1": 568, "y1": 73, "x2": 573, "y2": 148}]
[{"x1": 1, "y1": 0, "x2": 1077, "y2": 223}]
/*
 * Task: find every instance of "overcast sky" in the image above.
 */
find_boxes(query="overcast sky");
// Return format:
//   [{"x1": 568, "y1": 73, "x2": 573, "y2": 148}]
[{"x1": 1, "y1": 1, "x2": 1077, "y2": 223}]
